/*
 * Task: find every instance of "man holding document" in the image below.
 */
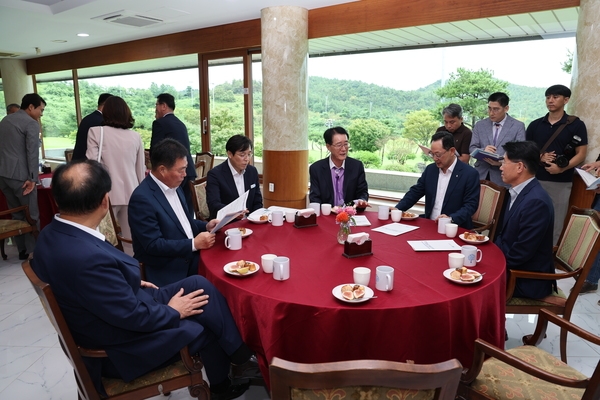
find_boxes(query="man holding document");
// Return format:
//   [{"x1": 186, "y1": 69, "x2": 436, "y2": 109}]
[
  {"x1": 129, "y1": 139, "x2": 219, "y2": 287},
  {"x1": 207, "y1": 135, "x2": 263, "y2": 220}
]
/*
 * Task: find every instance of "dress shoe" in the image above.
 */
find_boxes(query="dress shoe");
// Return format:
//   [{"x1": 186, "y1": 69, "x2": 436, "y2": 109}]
[
  {"x1": 210, "y1": 380, "x2": 250, "y2": 400},
  {"x1": 230, "y1": 355, "x2": 262, "y2": 384},
  {"x1": 18, "y1": 250, "x2": 29, "y2": 260},
  {"x1": 578, "y1": 281, "x2": 598, "y2": 294}
]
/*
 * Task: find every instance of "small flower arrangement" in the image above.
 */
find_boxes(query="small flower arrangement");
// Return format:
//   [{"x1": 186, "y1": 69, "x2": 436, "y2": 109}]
[{"x1": 334, "y1": 204, "x2": 357, "y2": 226}]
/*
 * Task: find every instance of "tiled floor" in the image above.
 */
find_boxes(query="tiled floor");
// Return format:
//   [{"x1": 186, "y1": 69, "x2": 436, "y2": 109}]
[{"x1": 1, "y1": 241, "x2": 599, "y2": 399}]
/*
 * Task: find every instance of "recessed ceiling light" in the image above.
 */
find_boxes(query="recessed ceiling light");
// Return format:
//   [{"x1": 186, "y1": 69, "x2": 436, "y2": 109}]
[
  {"x1": 77, "y1": 33, "x2": 89, "y2": 37},
  {"x1": 51, "y1": 40, "x2": 67, "y2": 43}
]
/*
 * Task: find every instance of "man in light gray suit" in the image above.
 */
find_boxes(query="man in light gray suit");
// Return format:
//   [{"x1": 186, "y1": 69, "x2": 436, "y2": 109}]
[
  {"x1": 0, "y1": 93, "x2": 46, "y2": 259},
  {"x1": 470, "y1": 92, "x2": 526, "y2": 187}
]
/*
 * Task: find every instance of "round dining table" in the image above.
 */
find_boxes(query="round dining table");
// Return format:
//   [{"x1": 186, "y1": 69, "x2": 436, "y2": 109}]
[{"x1": 199, "y1": 212, "x2": 506, "y2": 387}]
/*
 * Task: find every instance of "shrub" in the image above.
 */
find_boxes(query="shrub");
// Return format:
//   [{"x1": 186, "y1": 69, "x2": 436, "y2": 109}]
[{"x1": 351, "y1": 150, "x2": 381, "y2": 168}]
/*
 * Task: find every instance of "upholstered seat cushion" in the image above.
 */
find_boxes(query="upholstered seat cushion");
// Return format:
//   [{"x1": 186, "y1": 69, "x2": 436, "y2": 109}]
[
  {"x1": 0, "y1": 220, "x2": 32, "y2": 235},
  {"x1": 507, "y1": 288, "x2": 567, "y2": 307},
  {"x1": 194, "y1": 182, "x2": 210, "y2": 220},
  {"x1": 470, "y1": 345, "x2": 586, "y2": 399},
  {"x1": 101, "y1": 360, "x2": 190, "y2": 396},
  {"x1": 290, "y1": 386, "x2": 435, "y2": 400}
]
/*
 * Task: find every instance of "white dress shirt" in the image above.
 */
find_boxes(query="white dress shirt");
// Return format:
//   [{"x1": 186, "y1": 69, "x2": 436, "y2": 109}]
[
  {"x1": 431, "y1": 156, "x2": 458, "y2": 221},
  {"x1": 228, "y1": 159, "x2": 246, "y2": 197}
]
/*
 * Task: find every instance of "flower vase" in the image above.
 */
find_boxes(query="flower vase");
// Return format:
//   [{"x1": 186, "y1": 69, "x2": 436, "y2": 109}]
[{"x1": 337, "y1": 223, "x2": 351, "y2": 244}]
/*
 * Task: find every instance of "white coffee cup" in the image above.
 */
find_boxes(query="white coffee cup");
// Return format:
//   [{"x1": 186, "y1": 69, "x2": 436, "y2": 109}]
[
  {"x1": 261, "y1": 254, "x2": 277, "y2": 273},
  {"x1": 41, "y1": 177, "x2": 52, "y2": 188},
  {"x1": 461, "y1": 245, "x2": 483, "y2": 267},
  {"x1": 224, "y1": 230, "x2": 242, "y2": 250},
  {"x1": 353, "y1": 267, "x2": 371, "y2": 286},
  {"x1": 375, "y1": 265, "x2": 394, "y2": 291},
  {"x1": 321, "y1": 204, "x2": 332, "y2": 216},
  {"x1": 273, "y1": 256, "x2": 290, "y2": 281},
  {"x1": 445, "y1": 223, "x2": 458, "y2": 238},
  {"x1": 378, "y1": 205, "x2": 389, "y2": 220},
  {"x1": 285, "y1": 211, "x2": 296, "y2": 224},
  {"x1": 390, "y1": 209, "x2": 402, "y2": 222},
  {"x1": 269, "y1": 210, "x2": 284, "y2": 226},
  {"x1": 437, "y1": 217, "x2": 452, "y2": 234},
  {"x1": 309, "y1": 202, "x2": 321, "y2": 216},
  {"x1": 448, "y1": 253, "x2": 465, "y2": 269}
]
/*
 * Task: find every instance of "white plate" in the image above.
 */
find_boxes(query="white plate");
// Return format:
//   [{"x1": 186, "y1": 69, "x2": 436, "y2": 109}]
[
  {"x1": 332, "y1": 284, "x2": 374, "y2": 303},
  {"x1": 401, "y1": 213, "x2": 419, "y2": 221},
  {"x1": 247, "y1": 208, "x2": 270, "y2": 224},
  {"x1": 225, "y1": 228, "x2": 253, "y2": 238},
  {"x1": 458, "y1": 233, "x2": 489, "y2": 244},
  {"x1": 223, "y1": 261, "x2": 260, "y2": 277},
  {"x1": 443, "y1": 268, "x2": 483, "y2": 285}
]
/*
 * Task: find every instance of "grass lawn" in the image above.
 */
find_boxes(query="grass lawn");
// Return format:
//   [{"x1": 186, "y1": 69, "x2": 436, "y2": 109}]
[{"x1": 44, "y1": 137, "x2": 74, "y2": 149}]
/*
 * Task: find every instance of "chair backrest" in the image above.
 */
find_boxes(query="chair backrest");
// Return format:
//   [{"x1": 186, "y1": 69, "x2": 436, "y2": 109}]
[
  {"x1": 189, "y1": 177, "x2": 210, "y2": 221},
  {"x1": 195, "y1": 152, "x2": 214, "y2": 178},
  {"x1": 555, "y1": 206, "x2": 600, "y2": 274},
  {"x1": 270, "y1": 357, "x2": 462, "y2": 400},
  {"x1": 472, "y1": 179, "x2": 506, "y2": 241},
  {"x1": 97, "y1": 201, "x2": 124, "y2": 251},
  {"x1": 22, "y1": 260, "x2": 103, "y2": 400},
  {"x1": 144, "y1": 149, "x2": 152, "y2": 170},
  {"x1": 195, "y1": 160, "x2": 206, "y2": 179},
  {"x1": 65, "y1": 149, "x2": 74, "y2": 162}
]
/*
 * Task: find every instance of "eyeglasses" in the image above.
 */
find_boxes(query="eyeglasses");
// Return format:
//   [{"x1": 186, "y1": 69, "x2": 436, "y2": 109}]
[
  {"x1": 331, "y1": 142, "x2": 350, "y2": 149},
  {"x1": 428, "y1": 150, "x2": 447, "y2": 159},
  {"x1": 488, "y1": 107, "x2": 504, "y2": 113},
  {"x1": 236, "y1": 152, "x2": 253, "y2": 159}
]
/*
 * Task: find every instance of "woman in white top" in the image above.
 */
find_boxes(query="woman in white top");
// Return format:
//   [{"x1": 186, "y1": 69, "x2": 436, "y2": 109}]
[{"x1": 86, "y1": 96, "x2": 145, "y2": 255}]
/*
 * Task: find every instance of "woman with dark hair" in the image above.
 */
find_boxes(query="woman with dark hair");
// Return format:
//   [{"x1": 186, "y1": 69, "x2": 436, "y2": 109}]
[{"x1": 86, "y1": 96, "x2": 145, "y2": 254}]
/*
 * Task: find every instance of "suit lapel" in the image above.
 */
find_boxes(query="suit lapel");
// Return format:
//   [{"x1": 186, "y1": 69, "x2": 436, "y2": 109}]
[
  {"x1": 441, "y1": 160, "x2": 462, "y2": 208},
  {"x1": 147, "y1": 177, "x2": 188, "y2": 236},
  {"x1": 501, "y1": 180, "x2": 535, "y2": 230}
]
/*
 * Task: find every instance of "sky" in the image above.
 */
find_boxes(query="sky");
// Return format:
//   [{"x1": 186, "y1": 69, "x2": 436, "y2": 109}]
[{"x1": 87, "y1": 36, "x2": 575, "y2": 91}]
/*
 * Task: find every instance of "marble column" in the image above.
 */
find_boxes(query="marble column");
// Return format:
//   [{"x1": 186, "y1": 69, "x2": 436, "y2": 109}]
[
  {"x1": 0, "y1": 59, "x2": 34, "y2": 106},
  {"x1": 261, "y1": 6, "x2": 308, "y2": 209}
]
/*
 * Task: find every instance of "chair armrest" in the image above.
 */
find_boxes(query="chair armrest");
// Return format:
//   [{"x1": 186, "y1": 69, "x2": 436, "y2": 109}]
[
  {"x1": 179, "y1": 346, "x2": 204, "y2": 374},
  {"x1": 526, "y1": 309, "x2": 600, "y2": 347},
  {"x1": 472, "y1": 219, "x2": 494, "y2": 233},
  {"x1": 117, "y1": 233, "x2": 132, "y2": 244},
  {"x1": 506, "y1": 268, "x2": 577, "y2": 300},
  {"x1": 79, "y1": 347, "x2": 108, "y2": 358}
]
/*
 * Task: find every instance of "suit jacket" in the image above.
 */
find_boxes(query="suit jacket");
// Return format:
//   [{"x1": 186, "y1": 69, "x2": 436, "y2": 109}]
[
  {"x1": 31, "y1": 219, "x2": 200, "y2": 386},
  {"x1": 151, "y1": 114, "x2": 196, "y2": 181},
  {"x1": 495, "y1": 178, "x2": 555, "y2": 299},
  {"x1": 470, "y1": 114, "x2": 526, "y2": 186},
  {"x1": 73, "y1": 110, "x2": 103, "y2": 161},
  {"x1": 129, "y1": 174, "x2": 207, "y2": 286},
  {"x1": 309, "y1": 157, "x2": 369, "y2": 206},
  {"x1": 86, "y1": 126, "x2": 145, "y2": 206},
  {"x1": 206, "y1": 161, "x2": 263, "y2": 219},
  {"x1": 395, "y1": 159, "x2": 480, "y2": 229},
  {"x1": 0, "y1": 110, "x2": 39, "y2": 183}
]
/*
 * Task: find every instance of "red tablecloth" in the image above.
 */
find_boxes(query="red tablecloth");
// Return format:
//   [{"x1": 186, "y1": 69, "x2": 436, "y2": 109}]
[
  {"x1": 199, "y1": 213, "x2": 506, "y2": 387},
  {"x1": 0, "y1": 173, "x2": 57, "y2": 229}
]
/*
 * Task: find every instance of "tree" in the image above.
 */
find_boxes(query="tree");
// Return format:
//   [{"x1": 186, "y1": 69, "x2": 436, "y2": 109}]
[
  {"x1": 348, "y1": 118, "x2": 391, "y2": 153},
  {"x1": 402, "y1": 109, "x2": 439, "y2": 147},
  {"x1": 436, "y1": 68, "x2": 509, "y2": 126},
  {"x1": 562, "y1": 49, "x2": 573, "y2": 74}
]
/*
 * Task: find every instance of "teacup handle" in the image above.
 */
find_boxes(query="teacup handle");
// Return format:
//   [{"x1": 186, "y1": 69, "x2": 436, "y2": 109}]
[
  {"x1": 386, "y1": 274, "x2": 391, "y2": 291},
  {"x1": 476, "y1": 249, "x2": 483, "y2": 262},
  {"x1": 224, "y1": 236, "x2": 230, "y2": 249}
]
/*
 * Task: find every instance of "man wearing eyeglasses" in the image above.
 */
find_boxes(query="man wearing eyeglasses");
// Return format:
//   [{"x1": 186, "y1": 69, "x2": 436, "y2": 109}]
[
  {"x1": 469, "y1": 92, "x2": 526, "y2": 187},
  {"x1": 309, "y1": 126, "x2": 369, "y2": 208},
  {"x1": 206, "y1": 135, "x2": 263, "y2": 220},
  {"x1": 395, "y1": 131, "x2": 480, "y2": 229}
]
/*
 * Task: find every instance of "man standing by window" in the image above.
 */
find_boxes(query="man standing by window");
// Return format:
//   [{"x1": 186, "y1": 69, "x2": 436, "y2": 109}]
[
  {"x1": 436, "y1": 104, "x2": 472, "y2": 164},
  {"x1": 72, "y1": 93, "x2": 112, "y2": 161}
]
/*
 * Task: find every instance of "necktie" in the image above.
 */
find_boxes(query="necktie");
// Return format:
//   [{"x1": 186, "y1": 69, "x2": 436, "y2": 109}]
[
  {"x1": 334, "y1": 167, "x2": 344, "y2": 206},
  {"x1": 493, "y1": 123, "x2": 501, "y2": 146}
]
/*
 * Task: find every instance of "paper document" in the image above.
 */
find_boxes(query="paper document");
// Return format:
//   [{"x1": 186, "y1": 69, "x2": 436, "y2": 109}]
[
  {"x1": 352, "y1": 215, "x2": 371, "y2": 226},
  {"x1": 407, "y1": 240, "x2": 461, "y2": 252},
  {"x1": 372, "y1": 222, "x2": 419, "y2": 236},
  {"x1": 216, "y1": 190, "x2": 249, "y2": 221},
  {"x1": 470, "y1": 148, "x2": 502, "y2": 162},
  {"x1": 575, "y1": 168, "x2": 600, "y2": 190},
  {"x1": 418, "y1": 144, "x2": 432, "y2": 156},
  {"x1": 210, "y1": 212, "x2": 244, "y2": 234}
]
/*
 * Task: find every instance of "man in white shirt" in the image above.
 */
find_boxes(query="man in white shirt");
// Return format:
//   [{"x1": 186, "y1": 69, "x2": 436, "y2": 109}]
[
  {"x1": 395, "y1": 131, "x2": 480, "y2": 229},
  {"x1": 129, "y1": 138, "x2": 218, "y2": 287}
]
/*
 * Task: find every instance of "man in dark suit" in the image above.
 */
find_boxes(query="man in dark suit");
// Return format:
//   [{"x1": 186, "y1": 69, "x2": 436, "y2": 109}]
[
  {"x1": 470, "y1": 92, "x2": 526, "y2": 187},
  {"x1": 395, "y1": 131, "x2": 480, "y2": 229},
  {"x1": 129, "y1": 139, "x2": 218, "y2": 287},
  {"x1": 32, "y1": 159, "x2": 256, "y2": 399},
  {"x1": 151, "y1": 93, "x2": 196, "y2": 211},
  {"x1": 309, "y1": 126, "x2": 369, "y2": 208},
  {"x1": 0, "y1": 93, "x2": 45, "y2": 259},
  {"x1": 72, "y1": 93, "x2": 111, "y2": 161},
  {"x1": 206, "y1": 135, "x2": 263, "y2": 220},
  {"x1": 495, "y1": 140, "x2": 555, "y2": 299}
]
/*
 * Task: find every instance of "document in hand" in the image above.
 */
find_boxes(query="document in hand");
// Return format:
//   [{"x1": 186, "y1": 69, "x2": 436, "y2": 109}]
[
  {"x1": 210, "y1": 190, "x2": 249, "y2": 233},
  {"x1": 575, "y1": 168, "x2": 600, "y2": 191},
  {"x1": 418, "y1": 144, "x2": 432, "y2": 157},
  {"x1": 469, "y1": 148, "x2": 503, "y2": 162}
]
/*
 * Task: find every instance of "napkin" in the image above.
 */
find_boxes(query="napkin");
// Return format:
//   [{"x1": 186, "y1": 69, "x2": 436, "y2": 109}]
[
  {"x1": 297, "y1": 208, "x2": 316, "y2": 218},
  {"x1": 346, "y1": 232, "x2": 369, "y2": 245}
]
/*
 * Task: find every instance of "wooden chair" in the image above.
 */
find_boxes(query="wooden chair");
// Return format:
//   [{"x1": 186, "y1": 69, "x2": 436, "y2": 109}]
[
  {"x1": 144, "y1": 149, "x2": 152, "y2": 170},
  {"x1": 506, "y1": 206, "x2": 600, "y2": 361},
  {"x1": 22, "y1": 260, "x2": 209, "y2": 400},
  {"x1": 195, "y1": 152, "x2": 214, "y2": 179},
  {"x1": 189, "y1": 177, "x2": 210, "y2": 221},
  {"x1": 65, "y1": 149, "x2": 74, "y2": 162},
  {"x1": 0, "y1": 205, "x2": 38, "y2": 260},
  {"x1": 458, "y1": 309, "x2": 600, "y2": 400},
  {"x1": 471, "y1": 180, "x2": 506, "y2": 242},
  {"x1": 270, "y1": 357, "x2": 462, "y2": 400}
]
